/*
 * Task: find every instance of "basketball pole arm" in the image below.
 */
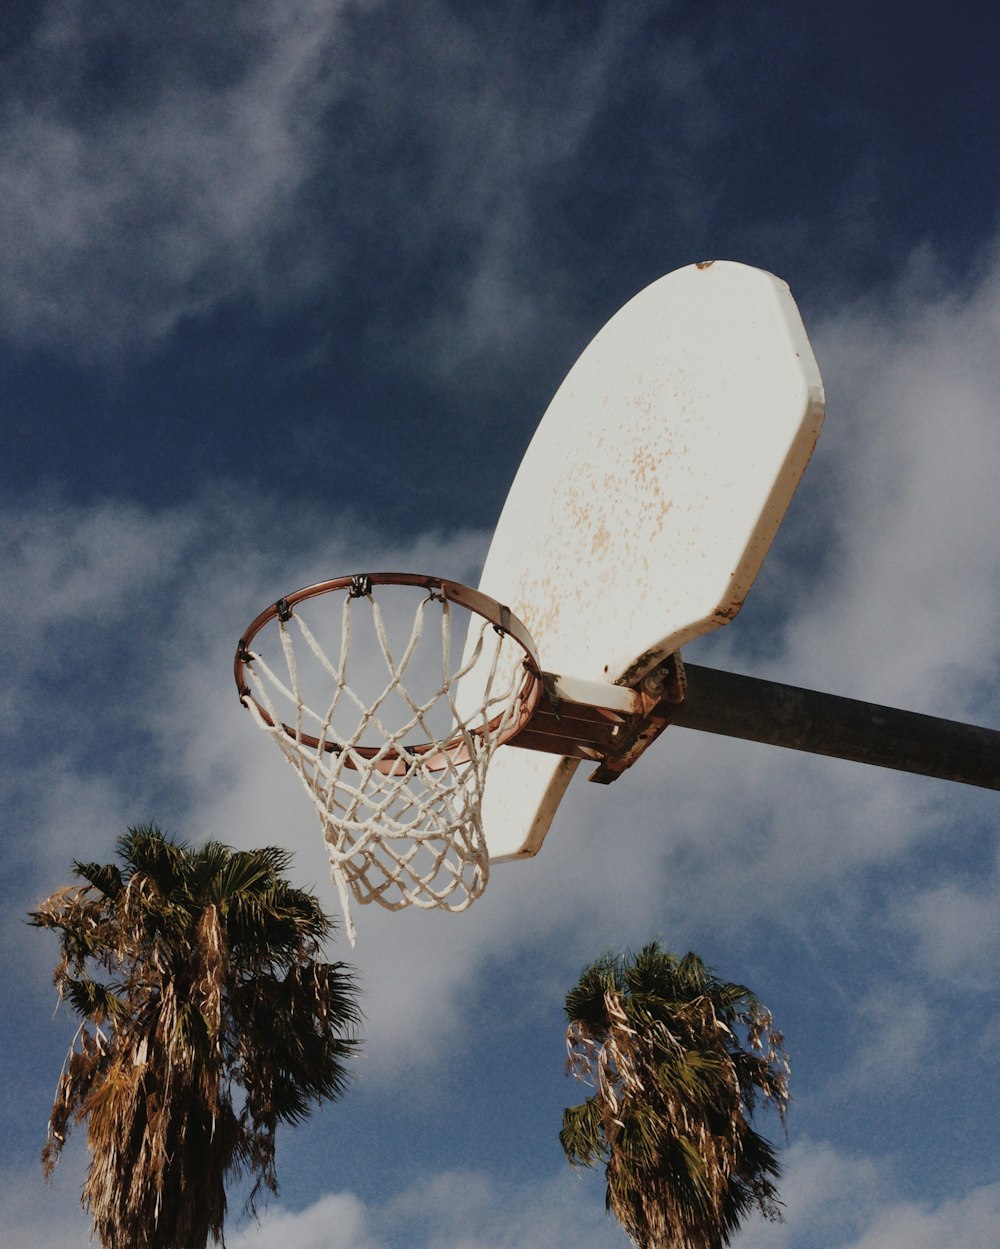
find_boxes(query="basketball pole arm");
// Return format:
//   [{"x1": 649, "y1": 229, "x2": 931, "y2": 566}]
[{"x1": 672, "y1": 663, "x2": 1000, "y2": 791}]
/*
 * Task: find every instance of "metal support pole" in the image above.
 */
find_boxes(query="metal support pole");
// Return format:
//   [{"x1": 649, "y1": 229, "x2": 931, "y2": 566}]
[{"x1": 673, "y1": 663, "x2": 1000, "y2": 791}]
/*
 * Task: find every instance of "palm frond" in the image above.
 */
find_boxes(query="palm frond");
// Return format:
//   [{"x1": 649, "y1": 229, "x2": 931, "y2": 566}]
[
  {"x1": 73, "y1": 860, "x2": 124, "y2": 898},
  {"x1": 63, "y1": 976, "x2": 126, "y2": 1025}
]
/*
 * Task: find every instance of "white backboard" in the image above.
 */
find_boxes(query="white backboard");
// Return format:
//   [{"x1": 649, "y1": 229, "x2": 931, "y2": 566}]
[{"x1": 478, "y1": 261, "x2": 825, "y2": 860}]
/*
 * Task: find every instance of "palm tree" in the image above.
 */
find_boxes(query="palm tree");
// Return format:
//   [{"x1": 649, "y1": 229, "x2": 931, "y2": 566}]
[
  {"x1": 30, "y1": 823, "x2": 361, "y2": 1249},
  {"x1": 560, "y1": 943, "x2": 789, "y2": 1249}
]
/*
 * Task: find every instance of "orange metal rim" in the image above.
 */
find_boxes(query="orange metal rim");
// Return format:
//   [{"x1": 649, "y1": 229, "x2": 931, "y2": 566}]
[{"x1": 234, "y1": 573, "x2": 544, "y2": 768}]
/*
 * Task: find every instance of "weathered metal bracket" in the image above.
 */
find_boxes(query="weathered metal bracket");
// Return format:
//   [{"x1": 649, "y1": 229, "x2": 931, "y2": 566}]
[
  {"x1": 588, "y1": 652, "x2": 687, "y2": 784},
  {"x1": 509, "y1": 672, "x2": 641, "y2": 760},
  {"x1": 507, "y1": 653, "x2": 687, "y2": 784}
]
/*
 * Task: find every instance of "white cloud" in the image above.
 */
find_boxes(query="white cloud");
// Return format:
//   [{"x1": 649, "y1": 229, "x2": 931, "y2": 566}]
[
  {"x1": 894, "y1": 854, "x2": 1000, "y2": 985},
  {"x1": 737, "y1": 1141, "x2": 1000, "y2": 1249},
  {"x1": 842, "y1": 1183, "x2": 1000, "y2": 1249},
  {"x1": 734, "y1": 1139, "x2": 884, "y2": 1249},
  {"x1": 234, "y1": 1190, "x2": 378, "y2": 1249},
  {"x1": 0, "y1": 0, "x2": 351, "y2": 359},
  {"x1": 154, "y1": 1149, "x2": 1000, "y2": 1249},
  {"x1": 2, "y1": 497, "x2": 198, "y2": 677},
  {"x1": 233, "y1": 1168, "x2": 622, "y2": 1249},
  {"x1": 10, "y1": 1137, "x2": 1000, "y2": 1249},
  {"x1": 840, "y1": 988, "x2": 932, "y2": 1093},
  {"x1": 776, "y1": 246, "x2": 1000, "y2": 717},
  {"x1": 0, "y1": 1, "x2": 724, "y2": 370}
]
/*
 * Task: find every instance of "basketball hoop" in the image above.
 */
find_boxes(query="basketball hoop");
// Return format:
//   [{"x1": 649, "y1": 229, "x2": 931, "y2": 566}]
[
  {"x1": 234, "y1": 574, "x2": 542, "y2": 942},
  {"x1": 233, "y1": 264, "x2": 826, "y2": 911}
]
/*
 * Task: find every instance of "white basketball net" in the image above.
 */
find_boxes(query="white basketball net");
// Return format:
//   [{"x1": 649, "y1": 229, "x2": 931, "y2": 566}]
[{"x1": 239, "y1": 584, "x2": 532, "y2": 943}]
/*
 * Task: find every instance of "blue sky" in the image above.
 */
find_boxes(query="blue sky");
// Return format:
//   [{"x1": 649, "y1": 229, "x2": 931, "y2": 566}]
[{"x1": 4, "y1": 2, "x2": 1000, "y2": 1247}]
